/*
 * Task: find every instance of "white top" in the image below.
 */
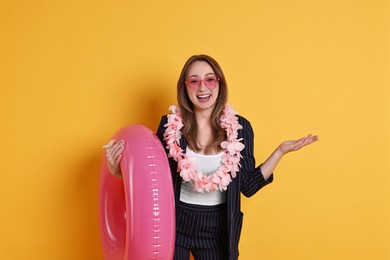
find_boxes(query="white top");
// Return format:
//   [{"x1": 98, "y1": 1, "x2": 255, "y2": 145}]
[{"x1": 179, "y1": 148, "x2": 227, "y2": 205}]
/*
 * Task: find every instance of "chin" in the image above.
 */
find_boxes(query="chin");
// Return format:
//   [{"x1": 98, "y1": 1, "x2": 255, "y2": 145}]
[{"x1": 194, "y1": 102, "x2": 216, "y2": 112}]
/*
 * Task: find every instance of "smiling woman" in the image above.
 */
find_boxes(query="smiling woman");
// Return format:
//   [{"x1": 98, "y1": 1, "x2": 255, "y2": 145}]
[
  {"x1": 104, "y1": 54, "x2": 318, "y2": 259},
  {"x1": 1, "y1": 0, "x2": 388, "y2": 259}
]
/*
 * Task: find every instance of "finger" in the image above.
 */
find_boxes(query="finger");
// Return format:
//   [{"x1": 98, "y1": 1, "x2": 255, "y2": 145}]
[
  {"x1": 303, "y1": 135, "x2": 313, "y2": 145},
  {"x1": 108, "y1": 144, "x2": 124, "y2": 164},
  {"x1": 102, "y1": 139, "x2": 115, "y2": 149},
  {"x1": 108, "y1": 154, "x2": 114, "y2": 164},
  {"x1": 113, "y1": 154, "x2": 122, "y2": 166},
  {"x1": 111, "y1": 140, "x2": 125, "y2": 156},
  {"x1": 107, "y1": 149, "x2": 116, "y2": 163},
  {"x1": 293, "y1": 136, "x2": 311, "y2": 149},
  {"x1": 105, "y1": 141, "x2": 117, "y2": 160},
  {"x1": 108, "y1": 148, "x2": 117, "y2": 162},
  {"x1": 106, "y1": 139, "x2": 124, "y2": 157},
  {"x1": 306, "y1": 135, "x2": 319, "y2": 145},
  {"x1": 293, "y1": 142, "x2": 306, "y2": 151},
  {"x1": 112, "y1": 147, "x2": 124, "y2": 163},
  {"x1": 298, "y1": 134, "x2": 319, "y2": 149},
  {"x1": 295, "y1": 137, "x2": 306, "y2": 146}
]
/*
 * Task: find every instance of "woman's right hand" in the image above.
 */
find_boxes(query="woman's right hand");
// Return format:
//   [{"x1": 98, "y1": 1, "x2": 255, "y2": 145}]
[{"x1": 103, "y1": 139, "x2": 125, "y2": 177}]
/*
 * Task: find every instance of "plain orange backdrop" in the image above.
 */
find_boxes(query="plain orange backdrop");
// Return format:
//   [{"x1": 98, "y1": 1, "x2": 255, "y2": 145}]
[{"x1": 0, "y1": 0, "x2": 389, "y2": 259}]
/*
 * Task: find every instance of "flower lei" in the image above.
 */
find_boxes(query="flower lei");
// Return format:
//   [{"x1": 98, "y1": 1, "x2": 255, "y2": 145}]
[{"x1": 163, "y1": 105, "x2": 245, "y2": 193}]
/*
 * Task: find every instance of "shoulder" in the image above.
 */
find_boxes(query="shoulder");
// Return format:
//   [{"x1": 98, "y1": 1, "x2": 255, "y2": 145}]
[
  {"x1": 236, "y1": 114, "x2": 253, "y2": 130},
  {"x1": 158, "y1": 114, "x2": 169, "y2": 127},
  {"x1": 235, "y1": 114, "x2": 255, "y2": 141},
  {"x1": 156, "y1": 115, "x2": 169, "y2": 138},
  {"x1": 160, "y1": 114, "x2": 169, "y2": 122}
]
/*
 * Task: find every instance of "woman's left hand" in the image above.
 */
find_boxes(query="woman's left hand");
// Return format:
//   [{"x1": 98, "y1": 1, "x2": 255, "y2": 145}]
[{"x1": 277, "y1": 134, "x2": 319, "y2": 155}]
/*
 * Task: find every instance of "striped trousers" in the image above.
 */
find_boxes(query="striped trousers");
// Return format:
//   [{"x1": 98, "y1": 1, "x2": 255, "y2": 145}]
[{"x1": 174, "y1": 201, "x2": 229, "y2": 260}]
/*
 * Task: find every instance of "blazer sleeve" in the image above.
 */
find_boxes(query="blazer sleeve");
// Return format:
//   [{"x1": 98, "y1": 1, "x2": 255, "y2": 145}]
[
  {"x1": 156, "y1": 115, "x2": 168, "y2": 148},
  {"x1": 238, "y1": 116, "x2": 273, "y2": 197}
]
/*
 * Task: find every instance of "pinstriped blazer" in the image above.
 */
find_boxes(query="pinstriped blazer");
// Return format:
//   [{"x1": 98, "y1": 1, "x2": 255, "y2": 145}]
[{"x1": 156, "y1": 114, "x2": 273, "y2": 260}]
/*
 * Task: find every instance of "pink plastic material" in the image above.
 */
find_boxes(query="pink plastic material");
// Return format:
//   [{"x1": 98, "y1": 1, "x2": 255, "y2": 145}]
[{"x1": 99, "y1": 124, "x2": 175, "y2": 260}]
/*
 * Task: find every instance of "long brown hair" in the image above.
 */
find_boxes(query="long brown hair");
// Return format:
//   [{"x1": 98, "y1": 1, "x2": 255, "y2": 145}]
[{"x1": 177, "y1": 54, "x2": 228, "y2": 153}]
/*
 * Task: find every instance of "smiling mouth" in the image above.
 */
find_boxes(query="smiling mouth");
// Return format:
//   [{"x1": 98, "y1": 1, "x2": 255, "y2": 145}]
[{"x1": 197, "y1": 94, "x2": 211, "y2": 100}]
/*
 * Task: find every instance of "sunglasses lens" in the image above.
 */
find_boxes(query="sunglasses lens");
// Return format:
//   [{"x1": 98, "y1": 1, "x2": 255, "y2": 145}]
[
  {"x1": 185, "y1": 78, "x2": 199, "y2": 90},
  {"x1": 204, "y1": 76, "x2": 218, "y2": 88}
]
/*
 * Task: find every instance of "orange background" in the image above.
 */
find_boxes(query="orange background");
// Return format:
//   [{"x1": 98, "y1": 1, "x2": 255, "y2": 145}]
[{"x1": 1, "y1": 0, "x2": 389, "y2": 259}]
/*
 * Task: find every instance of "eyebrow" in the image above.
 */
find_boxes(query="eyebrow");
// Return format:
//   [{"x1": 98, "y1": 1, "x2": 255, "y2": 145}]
[{"x1": 188, "y1": 73, "x2": 216, "y2": 78}]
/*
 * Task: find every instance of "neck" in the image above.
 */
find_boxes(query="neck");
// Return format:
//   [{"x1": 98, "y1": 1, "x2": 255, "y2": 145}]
[
  {"x1": 193, "y1": 108, "x2": 213, "y2": 154},
  {"x1": 194, "y1": 108, "x2": 213, "y2": 125}
]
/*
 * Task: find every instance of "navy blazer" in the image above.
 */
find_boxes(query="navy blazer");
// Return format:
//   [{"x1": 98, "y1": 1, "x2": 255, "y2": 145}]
[{"x1": 156, "y1": 114, "x2": 273, "y2": 260}]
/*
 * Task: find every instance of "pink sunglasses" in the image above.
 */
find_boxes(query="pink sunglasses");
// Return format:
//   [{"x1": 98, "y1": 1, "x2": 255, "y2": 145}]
[{"x1": 185, "y1": 75, "x2": 220, "y2": 90}]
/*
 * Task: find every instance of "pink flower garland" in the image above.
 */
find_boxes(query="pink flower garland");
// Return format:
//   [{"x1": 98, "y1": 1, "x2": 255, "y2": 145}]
[{"x1": 163, "y1": 105, "x2": 245, "y2": 192}]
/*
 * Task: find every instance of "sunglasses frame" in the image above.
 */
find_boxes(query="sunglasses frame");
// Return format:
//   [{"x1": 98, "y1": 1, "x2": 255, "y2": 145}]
[{"x1": 185, "y1": 75, "x2": 220, "y2": 90}]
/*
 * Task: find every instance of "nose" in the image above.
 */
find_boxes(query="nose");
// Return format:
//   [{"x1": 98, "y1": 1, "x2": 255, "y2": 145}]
[{"x1": 198, "y1": 79, "x2": 207, "y2": 91}]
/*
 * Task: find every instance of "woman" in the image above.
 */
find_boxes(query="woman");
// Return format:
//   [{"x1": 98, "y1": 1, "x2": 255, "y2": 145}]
[{"x1": 105, "y1": 54, "x2": 318, "y2": 259}]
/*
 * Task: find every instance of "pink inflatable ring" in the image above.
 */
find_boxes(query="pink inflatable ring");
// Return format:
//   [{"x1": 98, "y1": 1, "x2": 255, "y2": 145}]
[{"x1": 99, "y1": 124, "x2": 175, "y2": 259}]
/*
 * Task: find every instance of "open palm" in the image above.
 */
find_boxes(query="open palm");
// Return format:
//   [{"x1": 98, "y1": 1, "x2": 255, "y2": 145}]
[{"x1": 278, "y1": 134, "x2": 319, "y2": 155}]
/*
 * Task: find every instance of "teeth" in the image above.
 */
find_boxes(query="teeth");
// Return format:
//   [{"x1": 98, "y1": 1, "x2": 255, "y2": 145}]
[{"x1": 197, "y1": 95, "x2": 210, "y2": 98}]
